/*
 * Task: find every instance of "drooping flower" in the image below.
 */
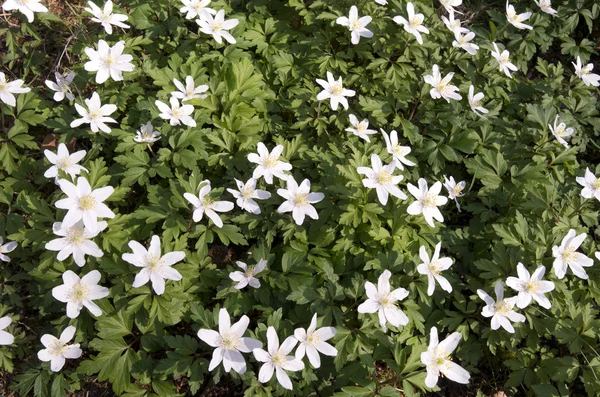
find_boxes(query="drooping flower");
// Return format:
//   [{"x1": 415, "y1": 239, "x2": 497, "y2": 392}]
[
  {"x1": 123, "y1": 235, "x2": 185, "y2": 295},
  {"x1": 45, "y1": 71, "x2": 75, "y2": 102},
  {"x1": 55, "y1": 177, "x2": 115, "y2": 234},
  {"x1": 197, "y1": 308, "x2": 263, "y2": 374},
  {"x1": 477, "y1": 281, "x2": 525, "y2": 333},
  {"x1": 315, "y1": 72, "x2": 355, "y2": 111},
  {"x1": 196, "y1": 10, "x2": 239, "y2": 44},
  {"x1": 294, "y1": 314, "x2": 337, "y2": 368},
  {"x1": 416, "y1": 243, "x2": 453, "y2": 296},
  {"x1": 357, "y1": 270, "x2": 409, "y2": 332},
  {"x1": 452, "y1": 31, "x2": 479, "y2": 55},
  {"x1": 155, "y1": 97, "x2": 196, "y2": 127},
  {"x1": 548, "y1": 115, "x2": 574, "y2": 148},
  {"x1": 576, "y1": 168, "x2": 600, "y2": 201},
  {"x1": 51, "y1": 270, "x2": 110, "y2": 318},
  {"x1": 380, "y1": 129, "x2": 415, "y2": 170},
  {"x1": 134, "y1": 122, "x2": 161, "y2": 143},
  {"x1": 276, "y1": 178, "x2": 324, "y2": 226},
  {"x1": 335, "y1": 6, "x2": 373, "y2": 45},
  {"x1": 357, "y1": 154, "x2": 407, "y2": 206},
  {"x1": 0, "y1": 316, "x2": 14, "y2": 345},
  {"x1": 491, "y1": 43, "x2": 518, "y2": 78},
  {"x1": 172, "y1": 76, "x2": 209, "y2": 102},
  {"x1": 406, "y1": 178, "x2": 448, "y2": 228},
  {"x1": 534, "y1": 0, "x2": 556, "y2": 15},
  {"x1": 441, "y1": 11, "x2": 469, "y2": 34},
  {"x1": 443, "y1": 175, "x2": 466, "y2": 211},
  {"x1": 0, "y1": 237, "x2": 17, "y2": 263},
  {"x1": 421, "y1": 326, "x2": 470, "y2": 388},
  {"x1": 2, "y1": 0, "x2": 47, "y2": 23},
  {"x1": 37, "y1": 326, "x2": 82, "y2": 372},
  {"x1": 70, "y1": 92, "x2": 117, "y2": 133},
  {"x1": 184, "y1": 181, "x2": 234, "y2": 228},
  {"x1": 84, "y1": 0, "x2": 130, "y2": 34},
  {"x1": 229, "y1": 259, "x2": 267, "y2": 289},
  {"x1": 551, "y1": 229, "x2": 594, "y2": 280},
  {"x1": 572, "y1": 56, "x2": 600, "y2": 87},
  {"x1": 393, "y1": 2, "x2": 429, "y2": 45},
  {"x1": 345, "y1": 114, "x2": 377, "y2": 142},
  {"x1": 247, "y1": 143, "x2": 292, "y2": 184},
  {"x1": 467, "y1": 85, "x2": 488, "y2": 117},
  {"x1": 44, "y1": 143, "x2": 87, "y2": 180},
  {"x1": 0, "y1": 72, "x2": 31, "y2": 107},
  {"x1": 84, "y1": 40, "x2": 134, "y2": 84},
  {"x1": 423, "y1": 65, "x2": 462, "y2": 102},
  {"x1": 506, "y1": 263, "x2": 555, "y2": 309},
  {"x1": 226, "y1": 178, "x2": 271, "y2": 214},
  {"x1": 45, "y1": 221, "x2": 106, "y2": 267},
  {"x1": 506, "y1": 1, "x2": 533, "y2": 30},
  {"x1": 180, "y1": 0, "x2": 215, "y2": 20},
  {"x1": 252, "y1": 327, "x2": 304, "y2": 390}
]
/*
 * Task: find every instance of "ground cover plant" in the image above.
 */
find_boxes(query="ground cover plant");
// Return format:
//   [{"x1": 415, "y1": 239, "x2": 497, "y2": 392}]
[{"x1": 0, "y1": 0, "x2": 600, "y2": 396}]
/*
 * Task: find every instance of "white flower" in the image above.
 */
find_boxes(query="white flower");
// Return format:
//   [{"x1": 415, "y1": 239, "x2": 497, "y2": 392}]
[
  {"x1": 0, "y1": 237, "x2": 17, "y2": 263},
  {"x1": 506, "y1": 1, "x2": 533, "y2": 30},
  {"x1": 576, "y1": 168, "x2": 600, "y2": 201},
  {"x1": 45, "y1": 221, "x2": 106, "y2": 267},
  {"x1": 506, "y1": 263, "x2": 555, "y2": 309},
  {"x1": 44, "y1": 143, "x2": 87, "y2": 180},
  {"x1": 443, "y1": 175, "x2": 466, "y2": 211},
  {"x1": 196, "y1": 9, "x2": 239, "y2": 44},
  {"x1": 226, "y1": 178, "x2": 271, "y2": 214},
  {"x1": 45, "y1": 72, "x2": 75, "y2": 102},
  {"x1": 84, "y1": 0, "x2": 129, "y2": 34},
  {"x1": 357, "y1": 154, "x2": 407, "y2": 206},
  {"x1": 551, "y1": 229, "x2": 594, "y2": 280},
  {"x1": 315, "y1": 71, "x2": 355, "y2": 111},
  {"x1": 441, "y1": 11, "x2": 469, "y2": 35},
  {"x1": 84, "y1": 40, "x2": 134, "y2": 84},
  {"x1": 51, "y1": 270, "x2": 109, "y2": 318},
  {"x1": 172, "y1": 76, "x2": 209, "y2": 102},
  {"x1": 573, "y1": 56, "x2": 600, "y2": 87},
  {"x1": 345, "y1": 114, "x2": 377, "y2": 142},
  {"x1": 180, "y1": 0, "x2": 215, "y2": 19},
  {"x1": 491, "y1": 42, "x2": 518, "y2": 78},
  {"x1": 276, "y1": 178, "x2": 324, "y2": 226},
  {"x1": 2, "y1": 0, "x2": 47, "y2": 22},
  {"x1": 467, "y1": 85, "x2": 488, "y2": 117},
  {"x1": 421, "y1": 326, "x2": 470, "y2": 388},
  {"x1": 477, "y1": 281, "x2": 525, "y2": 333},
  {"x1": 440, "y1": 0, "x2": 462, "y2": 14},
  {"x1": 197, "y1": 308, "x2": 262, "y2": 374},
  {"x1": 294, "y1": 314, "x2": 337, "y2": 368},
  {"x1": 423, "y1": 65, "x2": 462, "y2": 102},
  {"x1": 335, "y1": 6, "x2": 373, "y2": 45},
  {"x1": 393, "y1": 2, "x2": 429, "y2": 45},
  {"x1": 37, "y1": 326, "x2": 82, "y2": 372},
  {"x1": 229, "y1": 259, "x2": 267, "y2": 289},
  {"x1": 155, "y1": 97, "x2": 196, "y2": 127},
  {"x1": 0, "y1": 316, "x2": 14, "y2": 345},
  {"x1": 253, "y1": 327, "x2": 304, "y2": 390},
  {"x1": 247, "y1": 143, "x2": 292, "y2": 184},
  {"x1": 374, "y1": 0, "x2": 387, "y2": 4},
  {"x1": 548, "y1": 115, "x2": 574, "y2": 148},
  {"x1": 406, "y1": 178, "x2": 448, "y2": 228},
  {"x1": 70, "y1": 92, "x2": 117, "y2": 133},
  {"x1": 534, "y1": 0, "x2": 557, "y2": 15},
  {"x1": 417, "y1": 243, "x2": 453, "y2": 296},
  {"x1": 55, "y1": 177, "x2": 115, "y2": 235},
  {"x1": 452, "y1": 31, "x2": 478, "y2": 55},
  {"x1": 134, "y1": 122, "x2": 161, "y2": 143},
  {"x1": 184, "y1": 182, "x2": 234, "y2": 228},
  {"x1": 381, "y1": 129, "x2": 415, "y2": 170},
  {"x1": 123, "y1": 235, "x2": 185, "y2": 295},
  {"x1": 357, "y1": 269, "x2": 409, "y2": 332},
  {"x1": 0, "y1": 72, "x2": 30, "y2": 107}
]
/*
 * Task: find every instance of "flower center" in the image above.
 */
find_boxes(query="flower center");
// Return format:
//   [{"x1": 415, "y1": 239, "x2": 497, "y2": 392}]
[
  {"x1": 355, "y1": 121, "x2": 367, "y2": 132},
  {"x1": 428, "y1": 260, "x2": 442, "y2": 275},
  {"x1": 562, "y1": 247, "x2": 577, "y2": 263},
  {"x1": 48, "y1": 340, "x2": 67, "y2": 356},
  {"x1": 592, "y1": 178, "x2": 600, "y2": 190},
  {"x1": 423, "y1": 192, "x2": 438, "y2": 208},
  {"x1": 211, "y1": 21, "x2": 223, "y2": 32},
  {"x1": 245, "y1": 266, "x2": 256, "y2": 277},
  {"x1": 78, "y1": 194, "x2": 97, "y2": 211},
  {"x1": 306, "y1": 332, "x2": 321, "y2": 347},
  {"x1": 501, "y1": 54, "x2": 510, "y2": 64},
  {"x1": 293, "y1": 192, "x2": 309, "y2": 207},
  {"x1": 582, "y1": 65, "x2": 593, "y2": 76},
  {"x1": 554, "y1": 124, "x2": 566, "y2": 137},
  {"x1": 350, "y1": 20, "x2": 363, "y2": 30},
  {"x1": 524, "y1": 280, "x2": 540, "y2": 294},
  {"x1": 330, "y1": 82, "x2": 344, "y2": 96},
  {"x1": 0, "y1": 82, "x2": 5, "y2": 91},
  {"x1": 88, "y1": 109, "x2": 102, "y2": 120},
  {"x1": 452, "y1": 185, "x2": 464, "y2": 197},
  {"x1": 202, "y1": 196, "x2": 214, "y2": 208},
  {"x1": 263, "y1": 154, "x2": 279, "y2": 169},
  {"x1": 272, "y1": 351, "x2": 286, "y2": 367},
  {"x1": 171, "y1": 107, "x2": 183, "y2": 118},
  {"x1": 495, "y1": 299, "x2": 512, "y2": 315},
  {"x1": 376, "y1": 170, "x2": 393, "y2": 185},
  {"x1": 378, "y1": 293, "x2": 393, "y2": 308},
  {"x1": 409, "y1": 15, "x2": 423, "y2": 28},
  {"x1": 393, "y1": 146, "x2": 409, "y2": 157},
  {"x1": 220, "y1": 332, "x2": 240, "y2": 351},
  {"x1": 66, "y1": 226, "x2": 86, "y2": 246},
  {"x1": 103, "y1": 54, "x2": 117, "y2": 68},
  {"x1": 56, "y1": 156, "x2": 73, "y2": 170},
  {"x1": 145, "y1": 254, "x2": 162, "y2": 270},
  {"x1": 68, "y1": 282, "x2": 90, "y2": 304},
  {"x1": 240, "y1": 186, "x2": 254, "y2": 199}
]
